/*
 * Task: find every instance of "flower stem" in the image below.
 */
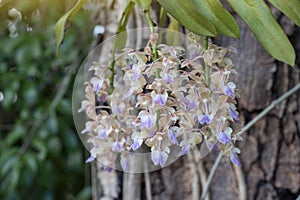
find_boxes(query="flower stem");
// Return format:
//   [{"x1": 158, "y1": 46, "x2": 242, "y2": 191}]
[
  {"x1": 200, "y1": 151, "x2": 223, "y2": 200},
  {"x1": 145, "y1": 9, "x2": 161, "y2": 131},
  {"x1": 145, "y1": 10, "x2": 158, "y2": 62},
  {"x1": 204, "y1": 37, "x2": 210, "y2": 90},
  {"x1": 200, "y1": 82, "x2": 300, "y2": 200}
]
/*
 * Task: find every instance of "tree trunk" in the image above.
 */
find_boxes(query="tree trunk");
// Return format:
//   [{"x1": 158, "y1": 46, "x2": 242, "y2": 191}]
[{"x1": 91, "y1": 1, "x2": 300, "y2": 199}]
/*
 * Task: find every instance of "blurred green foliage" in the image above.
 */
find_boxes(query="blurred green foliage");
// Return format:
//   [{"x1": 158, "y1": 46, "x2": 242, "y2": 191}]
[{"x1": 0, "y1": 1, "x2": 93, "y2": 199}]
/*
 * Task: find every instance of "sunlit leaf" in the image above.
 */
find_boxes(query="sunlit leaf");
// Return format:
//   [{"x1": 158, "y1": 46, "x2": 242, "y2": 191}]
[
  {"x1": 157, "y1": 0, "x2": 217, "y2": 36},
  {"x1": 55, "y1": 0, "x2": 88, "y2": 54},
  {"x1": 191, "y1": 0, "x2": 240, "y2": 38},
  {"x1": 226, "y1": 0, "x2": 295, "y2": 66},
  {"x1": 114, "y1": 1, "x2": 135, "y2": 50},
  {"x1": 166, "y1": 17, "x2": 181, "y2": 46},
  {"x1": 268, "y1": 0, "x2": 300, "y2": 26}
]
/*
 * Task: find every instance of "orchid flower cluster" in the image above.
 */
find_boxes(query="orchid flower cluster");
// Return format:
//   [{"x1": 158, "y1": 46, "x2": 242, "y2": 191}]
[{"x1": 78, "y1": 33, "x2": 242, "y2": 170}]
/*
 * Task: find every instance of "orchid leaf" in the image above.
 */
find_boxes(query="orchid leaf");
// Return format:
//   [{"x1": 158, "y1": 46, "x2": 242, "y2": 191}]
[
  {"x1": 191, "y1": 0, "x2": 240, "y2": 38},
  {"x1": 157, "y1": 0, "x2": 217, "y2": 36},
  {"x1": 55, "y1": 0, "x2": 88, "y2": 55},
  {"x1": 268, "y1": 0, "x2": 300, "y2": 26},
  {"x1": 226, "y1": 0, "x2": 295, "y2": 66}
]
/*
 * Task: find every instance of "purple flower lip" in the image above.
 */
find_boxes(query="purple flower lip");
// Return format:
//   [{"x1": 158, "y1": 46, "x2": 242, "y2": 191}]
[
  {"x1": 183, "y1": 96, "x2": 199, "y2": 111},
  {"x1": 130, "y1": 138, "x2": 143, "y2": 151},
  {"x1": 230, "y1": 152, "x2": 241, "y2": 167},
  {"x1": 168, "y1": 129, "x2": 178, "y2": 145},
  {"x1": 112, "y1": 141, "x2": 123, "y2": 152},
  {"x1": 151, "y1": 150, "x2": 168, "y2": 167},
  {"x1": 188, "y1": 100, "x2": 198, "y2": 110},
  {"x1": 90, "y1": 77, "x2": 103, "y2": 92},
  {"x1": 153, "y1": 94, "x2": 166, "y2": 106},
  {"x1": 198, "y1": 114, "x2": 212, "y2": 125},
  {"x1": 229, "y1": 107, "x2": 240, "y2": 122},
  {"x1": 139, "y1": 110, "x2": 156, "y2": 129},
  {"x1": 177, "y1": 145, "x2": 190, "y2": 157},
  {"x1": 132, "y1": 69, "x2": 140, "y2": 81},
  {"x1": 97, "y1": 128, "x2": 111, "y2": 139},
  {"x1": 163, "y1": 73, "x2": 175, "y2": 84},
  {"x1": 152, "y1": 91, "x2": 168, "y2": 106},
  {"x1": 85, "y1": 155, "x2": 95, "y2": 163},
  {"x1": 223, "y1": 82, "x2": 236, "y2": 98},
  {"x1": 218, "y1": 131, "x2": 231, "y2": 144},
  {"x1": 141, "y1": 115, "x2": 155, "y2": 129}
]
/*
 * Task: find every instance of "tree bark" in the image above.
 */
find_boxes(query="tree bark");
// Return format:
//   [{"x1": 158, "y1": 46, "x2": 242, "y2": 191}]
[{"x1": 92, "y1": 1, "x2": 300, "y2": 199}]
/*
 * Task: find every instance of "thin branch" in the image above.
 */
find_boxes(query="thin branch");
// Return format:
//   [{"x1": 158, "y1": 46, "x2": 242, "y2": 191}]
[
  {"x1": 200, "y1": 152, "x2": 223, "y2": 200},
  {"x1": 193, "y1": 150, "x2": 209, "y2": 200},
  {"x1": 237, "y1": 82, "x2": 300, "y2": 136},
  {"x1": 144, "y1": 171, "x2": 152, "y2": 200},
  {"x1": 188, "y1": 152, "x2": 200, "y2": 200},
  {"x1": 200, "y1": 82, "x2": 300, "y2": 200},
  {"x1": 144, "y1": 160, "x2": 152, "y2": 200},
  {"x1": 233, "y1": 163, "x2": 246, "y2": 200}
]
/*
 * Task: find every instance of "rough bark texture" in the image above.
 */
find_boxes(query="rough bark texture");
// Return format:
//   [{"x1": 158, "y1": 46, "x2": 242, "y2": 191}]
[{"x1": 92, "y1": 1, "x2": 300, "y2": 199}]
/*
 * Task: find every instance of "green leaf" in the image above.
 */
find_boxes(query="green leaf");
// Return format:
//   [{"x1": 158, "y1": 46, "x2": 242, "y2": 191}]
[
  {"x1": 32, "y1": 139, "x2": 47, "y2": 161},
  {"x1": 131, "y1": 0, "x2": 152, "y2": 10},
  {"x1": 268, "y1": 0, "x2": 300, "y2": 26},
  {"x1": 191, "y1": 0, "x2": 240, "y2": 38},
  {"x1": 226, "y1": 0, "x2": 295, "y2": 66},
  {"x1": 1, "y1": 157, "x2": 17, "y2": 175},
  {"x1": 166, "y1": 18, "x2": 181, "y2": 46},
  {"x1": 157, "y1": 0, "x2": 217, "y2": 36},
  {"x1": 6, "y1": 123, "x2": 26, "y2": 145},
  {"x1": 46, "y1": 112, "x2": 58, "y2": 134},
  {"x1": 55, "y1": 0, "x2": 88, "y2": 55},
  {"x1": 23, "y1": 152, "x2": 38, "y2": 175}
]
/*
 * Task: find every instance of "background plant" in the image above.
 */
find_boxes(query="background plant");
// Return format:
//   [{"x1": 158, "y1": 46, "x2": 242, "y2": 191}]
[{"x1": 0, "y1": 0, "x2": 93, "y2": 199}]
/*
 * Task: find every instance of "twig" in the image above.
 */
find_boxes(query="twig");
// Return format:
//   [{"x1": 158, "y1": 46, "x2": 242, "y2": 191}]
[
  {"x1": 200, "y1": 82, "x2": 300, "y2": 200},
  {"x1": 233, "y1": 163, "x2": 246, "y2": 200},
  {"x1": 143, "y1": 158, "x2": 152, "y2": 200},
  {"x1": 188, "y1": 152, "x2": 200, "y2": 200},
  {"x1": 200, "y1": 152, "x2": 223, "y2": 200},
  {"x1": 144, "y1": 171, "x2": 152, "y2": 200},
  {"x1": 193, "y1": 150, "x2": 209, "y2": 200},
  {"x1": 237, "y1": 82, "x2": 300, "y2": 136}
]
